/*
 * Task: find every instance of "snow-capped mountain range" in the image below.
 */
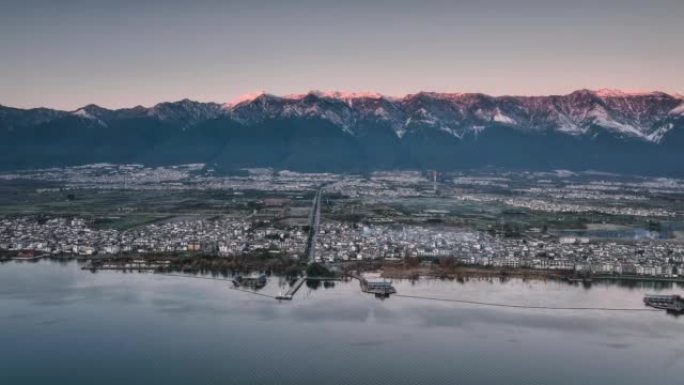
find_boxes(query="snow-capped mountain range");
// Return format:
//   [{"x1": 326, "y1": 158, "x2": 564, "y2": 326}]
[
  {"x1": 226, "y1": 89, "x2": 684, "y2": 142},
  {"x1": 1, "y1": 89, "x2": 683, "y2": 174},
  {"x1": 5, "y1": 89, "x2": 682, "y2": 142}
]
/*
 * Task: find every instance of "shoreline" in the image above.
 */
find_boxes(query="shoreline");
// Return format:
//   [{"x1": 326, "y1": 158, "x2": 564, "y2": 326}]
[
  {"x1": 377, "y1": 264, "x2": 684, "y2": 284},
  {"x1": 5, "y1": 255, "x2": 684, "y2": 285},
  {"x1": 376, "y1": 264, "x2": 572, "y2": 281}
]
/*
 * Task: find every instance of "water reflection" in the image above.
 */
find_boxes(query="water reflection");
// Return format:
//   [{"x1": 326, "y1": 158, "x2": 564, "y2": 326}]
[
  {"x1": 1, "y1": 260, "x2": 683, "y2": 385},
  {"x1": 594, "y1": 279, "x2": 684, "y2": 290}
]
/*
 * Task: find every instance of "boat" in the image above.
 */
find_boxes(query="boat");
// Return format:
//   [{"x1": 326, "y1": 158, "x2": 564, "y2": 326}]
[{"x1": 643, "y1": 294, "x2": 684, "y2": 314}]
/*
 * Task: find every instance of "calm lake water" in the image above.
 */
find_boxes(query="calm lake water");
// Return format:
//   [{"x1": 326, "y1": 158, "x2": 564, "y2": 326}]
[{"x1": 1, "y1": 260, "x2": 683, "y2": 385}]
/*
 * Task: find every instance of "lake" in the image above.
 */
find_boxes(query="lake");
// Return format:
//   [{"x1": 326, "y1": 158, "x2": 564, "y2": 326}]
[{"x1": 1, "y1": 260, "x2": 683, "y2": 385}]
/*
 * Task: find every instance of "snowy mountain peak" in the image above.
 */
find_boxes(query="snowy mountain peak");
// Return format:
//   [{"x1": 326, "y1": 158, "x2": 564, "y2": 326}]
[
  {"x1": 227, "y1": 91, "x2": 270, "y2": 107},
  {"x1": 72, "y1": 104, "x2": 109, "y2": 117},
  {"x1": 308, "y1": 90, "x2": 385, "y2": 100},
  {"x1": 594, "y1": 88, "x2": 661, "y2": 98},
  {"x1": 670, "y1": 103, "x2": 684, "y2": 116},
  {"x1": 148, "y1": 99, "x2": 227, "y2": 127},
  {"x1": 567, "y1": 88, "x2": 674, "y2": 100},
  {"x1": 72, "y1": 108, "x2": 96, "y2": 120},
  {"x1": 70, "y1": 104, "x2": 112, "y2": 126}
]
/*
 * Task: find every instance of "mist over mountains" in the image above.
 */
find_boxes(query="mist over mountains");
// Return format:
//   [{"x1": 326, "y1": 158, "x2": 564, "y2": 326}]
[{"x1": 1, "y1": 89, "x2": 683, "y2": 175}]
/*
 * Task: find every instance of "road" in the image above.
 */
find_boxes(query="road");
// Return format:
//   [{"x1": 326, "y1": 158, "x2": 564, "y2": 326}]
[{"x1": 304, "y1": 188, "x2": 322, "y2": 264}]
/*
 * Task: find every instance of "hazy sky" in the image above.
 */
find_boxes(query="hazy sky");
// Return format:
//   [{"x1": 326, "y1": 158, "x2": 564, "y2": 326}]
[{"x1": 1, "y1": 0, "x2": 682, "y2": 110}]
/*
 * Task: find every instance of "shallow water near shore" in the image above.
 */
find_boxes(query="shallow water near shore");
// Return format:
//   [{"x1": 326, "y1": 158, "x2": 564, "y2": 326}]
[{"x1": 1, "y1": 260, "x2": 683, "y2": 385}]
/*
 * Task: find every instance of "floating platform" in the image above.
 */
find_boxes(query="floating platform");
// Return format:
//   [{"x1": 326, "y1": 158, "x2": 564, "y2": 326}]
[
  {"x1": 360, "y1": 279, "x2": 396, "y2": 297},
  {"x1": 346, "y1": 273, "x2": 397, "y2": 298},
  {"x1": 644, "y1": 294, "x2": 684, "y2": 314},
  {"x1": 233, "y1": 273, "x2": 267, "y2": 289}
]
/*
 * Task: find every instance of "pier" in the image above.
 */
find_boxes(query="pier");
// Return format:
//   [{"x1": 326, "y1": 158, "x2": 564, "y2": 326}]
[
  {"x1": 276, "y1": 276, "x2": 307, "y2": 300},
  {"x1": 276, "y1": 188, "x2": 323, "y2": 301}
]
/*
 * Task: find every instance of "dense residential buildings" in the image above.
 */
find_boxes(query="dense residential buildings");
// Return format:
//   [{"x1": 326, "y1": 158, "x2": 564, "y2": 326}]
[{"x1": 2, "y1": 215, "x2": 682, "y2": 278}]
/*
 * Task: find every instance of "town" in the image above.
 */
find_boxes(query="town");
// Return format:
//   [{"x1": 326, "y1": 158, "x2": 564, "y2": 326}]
[{"x1": 1, "y1": 164, "x2": 683, "y2": 281}]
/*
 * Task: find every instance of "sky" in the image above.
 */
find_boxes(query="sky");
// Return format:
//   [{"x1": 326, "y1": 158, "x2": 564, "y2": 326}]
[{"x1": 1, "y1": 0, "x2": 683, "y2": 110}]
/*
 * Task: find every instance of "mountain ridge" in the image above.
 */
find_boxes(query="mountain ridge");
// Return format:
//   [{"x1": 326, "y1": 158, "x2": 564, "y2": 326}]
[
  {"x1": 1, "y1": 89, "x2": 683, "y2": 175},
  {"x1": 3, "y1": 89, "x2": 683, "y2": 141}
]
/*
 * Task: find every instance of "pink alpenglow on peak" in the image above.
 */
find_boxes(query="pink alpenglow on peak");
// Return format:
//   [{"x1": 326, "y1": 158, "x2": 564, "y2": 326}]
[
  {"x1": 226, "y1": 91, "x2": 269, "y2": 108},
  {"x1": 594, "y1": 89, "x2": 665, "y2": 98},
  {"x1": 282, "y1": 90, "x2": 388, "y2": 100},
  {"x1": 228, "y1": 90, "x2": 389, "y2": 107},
  {"x1": 312, "y1": 90, "x2": 386, "y2": 100},
  {"x1": 226, "y1": 89, "x2": 682, "y2": 108}
]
